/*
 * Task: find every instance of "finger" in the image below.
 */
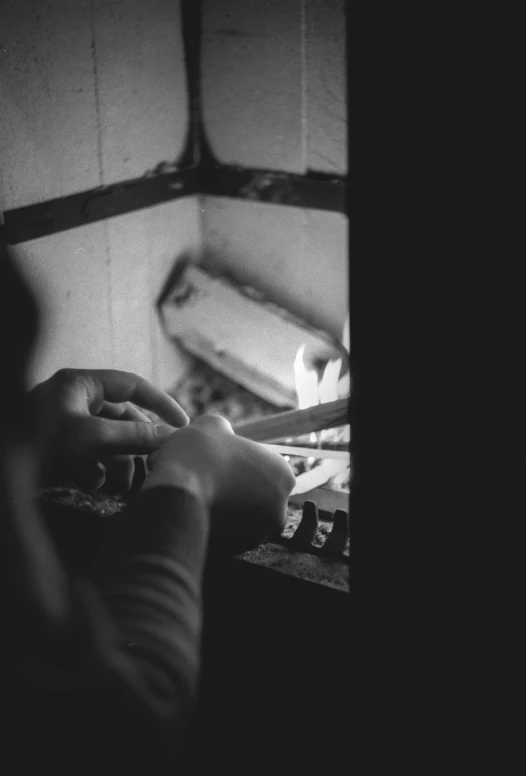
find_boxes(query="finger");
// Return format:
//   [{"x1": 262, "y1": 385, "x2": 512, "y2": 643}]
[
  {"x1": 98, "y1": 401, "x2": 153, "y2": 423},
  {"x1": 101, "y1": 455, "x2": 135, "y2": 494},
  {"x1": 84, "y1": 371, "x2": 189, "y2": 427},
  {"x1": 147, "y1": 450, "x2": 161, "y2": 471},
  {"x1": 75, "y1": 460, "x2": 107, "y2": 491},
  {"x1": 81, "y1": 416, "x2": 176, "y2": 455},
  {"x1": 192, "y1": 414, "x2": 234, "y2": 434}
]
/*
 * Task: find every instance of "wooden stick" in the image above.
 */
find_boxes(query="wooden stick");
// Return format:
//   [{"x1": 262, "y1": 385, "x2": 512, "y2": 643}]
[
  {"x1": 233, "y1": 398, "x2": 349, "y2": 442},
  {"x1": 260, "y1": 443, "x2": 350, "y2": 461},
  {"x1": 290, "y1": 440, "x2": 350, "y2": 451}
]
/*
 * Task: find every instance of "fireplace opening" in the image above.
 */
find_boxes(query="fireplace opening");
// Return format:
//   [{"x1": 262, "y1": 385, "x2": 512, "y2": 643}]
[{"x1": 161, "y1": 261, "x2": 350, "y2": 563}]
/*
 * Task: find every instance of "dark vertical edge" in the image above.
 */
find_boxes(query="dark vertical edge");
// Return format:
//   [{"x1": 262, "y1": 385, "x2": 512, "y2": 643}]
[
  {"x1": 179, "y1": 0, "x2": 216, "y2": 170},
  {"x1": 349, "y1": 3, "x2": 452, "y2": 767},
  {"x1": 351, "y1": 3, "x2": 526, "y2": 771},
  {"x1": 346, "y1": 4, "x2": 352, "y2": 775}
]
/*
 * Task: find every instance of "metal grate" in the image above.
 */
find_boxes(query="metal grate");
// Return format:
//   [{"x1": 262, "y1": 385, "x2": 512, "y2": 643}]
[{"x1": 274, "y1": 499, "x2": 350, "y2": 558}]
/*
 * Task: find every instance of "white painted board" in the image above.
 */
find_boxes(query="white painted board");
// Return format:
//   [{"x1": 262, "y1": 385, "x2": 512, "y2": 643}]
[{"x1": 161, "y1": 264, "x2": 347, "y2": 407}]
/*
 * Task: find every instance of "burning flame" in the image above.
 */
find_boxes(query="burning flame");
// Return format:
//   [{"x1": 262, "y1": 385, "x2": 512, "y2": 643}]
[
  {"x1": 291, "y1": 315, "x2": 350, "y2": 494},
  {"x1": 294, "y1": 344, "x2": 320, "y2": 411}
]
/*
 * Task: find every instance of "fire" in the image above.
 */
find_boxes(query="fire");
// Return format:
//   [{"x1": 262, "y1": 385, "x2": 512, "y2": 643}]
[
  {"x1": 291, "y1": 316, "x2": 350, "y2": 495},
  {"x1": 294, "y1": 345, "x2": 319, "y2": 459},
  {"x1": 294, "y1": 344, "x2": 320, "y2": 410}
]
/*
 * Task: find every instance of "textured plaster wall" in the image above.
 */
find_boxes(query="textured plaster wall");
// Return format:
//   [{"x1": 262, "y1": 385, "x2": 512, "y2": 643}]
[
  {"x1": 0, "y1": 0, "x2": 197, "y2": 390},
  {"x1": 200, "y1": 0, "x2": 348, "y2": 340},
  {"x1": 0, "y1": 0, "x2": 347, "y2": 391}
]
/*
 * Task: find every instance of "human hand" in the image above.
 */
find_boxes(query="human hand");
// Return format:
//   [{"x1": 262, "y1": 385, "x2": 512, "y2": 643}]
[
  {"x1": 30, "y1": 369, "x2": 189, "y2": 492},
  {"x1": 143, "y1": 414, "x2": 296, "y2": 552}
]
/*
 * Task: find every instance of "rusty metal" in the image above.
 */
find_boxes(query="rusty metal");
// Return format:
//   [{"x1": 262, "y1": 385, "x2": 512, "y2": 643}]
[
  {"x1": 322, "y1": 509, "x2": 350, "y2": 556},
  {"x1": 270, "y1": 499, "x2": 350, "y2": 559},
  {"x1": 291, "y1": 500, "x2": 319, "y2": 549},
  {"x1": 3, "y1": 168, "x2": 199, "y2": 244},
  {"x1": 200, "y1": 165, "x2": 347, "y2": 214}
]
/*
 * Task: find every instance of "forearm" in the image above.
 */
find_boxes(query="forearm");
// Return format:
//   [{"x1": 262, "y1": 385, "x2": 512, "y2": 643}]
[
  {"x1": 88, "y1": 486, "x2": 210, "y2": 728},
  {"x1": 5, "y1": 482, "x2": 210, "y2": 772}
]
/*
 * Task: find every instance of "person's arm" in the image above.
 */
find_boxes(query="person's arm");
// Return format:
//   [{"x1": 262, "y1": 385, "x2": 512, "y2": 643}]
[
  {"x1": 81, "y1": 413, "x2": 296, "y2": 765},
  {"x1": 4, "y1": 414, "x2": 294, "y2": 774},
  {"x1": 3, "y1": 452, "x2": 209, "y2": 775},
  {"x1": 88, "y1": 485, "x2": 210, "y2": 738}
]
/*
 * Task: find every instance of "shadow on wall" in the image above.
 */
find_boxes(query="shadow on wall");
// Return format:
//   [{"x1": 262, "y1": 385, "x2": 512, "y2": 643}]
[{"x1": 156, "y1": 252, "x2": 197, "y2": 309}]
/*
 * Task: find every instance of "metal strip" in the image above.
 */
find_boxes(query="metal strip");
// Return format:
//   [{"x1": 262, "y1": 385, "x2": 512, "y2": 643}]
[
  {"x1": 1, "y1": 0, "x2": 346, "y2": 245},
  {"x1": 3, "y1": 168, "x2": 199, "y2": 245},
  {"x1": 179, "y1": 0, "x2": 204, "y2": 167},
  {"x1": 2, "y1": 165, "x2": 347, "y2": 245},
  {"x1": 201, "y1": 165, "x2": 347, "y2": 213}
]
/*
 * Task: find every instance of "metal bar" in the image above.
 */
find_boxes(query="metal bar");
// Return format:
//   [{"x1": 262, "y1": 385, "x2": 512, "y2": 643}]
[
  {"x1": 179, "y1": 0, "x2": 207, "y2": 167},
  {"x1": 1, "y1": 0, "x2": 347, "y2": 246},
  {"x1": 2, "y1": 168, "x2": 199, "y2": 245},
  {"x1": 2, "y1": 164, "x2": 347, "y2": 245},
  {"x1": 322, "y1": 509, "x2": 350, "y2": 555},
  {"x1": 201, "y1": 165, "x2": 347, "y2": 213}
]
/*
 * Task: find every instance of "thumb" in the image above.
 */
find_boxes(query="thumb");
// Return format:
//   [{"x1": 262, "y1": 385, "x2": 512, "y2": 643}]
[
  {"x1": 83, "y1": 416, "x2": 176, "y2": 455},
  {"x1": 191, "y1": 414, "x2": 234, "y2": 434},
  {"x1": 147, "y1": 450, "x2": 160, "y2": 471}
]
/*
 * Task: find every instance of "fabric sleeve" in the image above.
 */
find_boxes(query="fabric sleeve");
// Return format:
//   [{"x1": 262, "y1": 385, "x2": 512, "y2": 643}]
[{"x1": 4, "y1": 485, "x2": 209, "y2": 776}]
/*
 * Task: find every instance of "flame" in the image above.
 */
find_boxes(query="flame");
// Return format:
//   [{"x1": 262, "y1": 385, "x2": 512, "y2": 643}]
[
  {"x1": 342, "y1": 314, "x2": 350, "y2": 352},
  {"x1": 294, "y1": 344, "x2": 319, "y2": 410},
  {"x1": 294, "y1": 344, "x2": 318, "y2": 460},
  {"x1": 332, "y1": 313, "x2": 351, "y2": 465},
  {"x1": 319, "y1": 358, "x2": 341, "y2": 404},
  {"x1": 291, "y1": 315, "x2": 351, "y2": 494}
]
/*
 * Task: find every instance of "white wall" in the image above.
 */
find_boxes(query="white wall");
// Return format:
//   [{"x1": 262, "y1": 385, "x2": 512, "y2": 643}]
[
  {"x1": 200, "y1": 0, "x2": 348, "y2": 341},
  {"x1": 202, "y1": 199, "x2": 348, "y2": 341},
  {"x1": 0, "y1": 0, "x2": 199, "y2": 390},
  {"x1": 13, "y1": 199, "x2": 201, "y2": 391},
  {"x1": 0, "y1": 0, "x2": 347, "y2": 391}
]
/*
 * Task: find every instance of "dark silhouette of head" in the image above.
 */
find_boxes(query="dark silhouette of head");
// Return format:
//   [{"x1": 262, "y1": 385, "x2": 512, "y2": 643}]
[{"x1": 0, "y1": 233, "x2": 40, "y2": 439}]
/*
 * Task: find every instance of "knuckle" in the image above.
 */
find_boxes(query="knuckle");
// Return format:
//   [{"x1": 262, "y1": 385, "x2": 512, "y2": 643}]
[
  {"x1": 53, "y1": 368, "x2": 77, "y2": 385},
  {"x1": 135, "y1": 421, "x2": 157, "y2": 448},
  {"x1": 122, "y1": 379, "x2": 139, "y2": 400},
  {"x1": 52, "y1": 368, "x2": 92, "y2": 397},
  {"x1": 122, "y1": 372, "x2": 143, "y2": 391},
  {"x1": 91, "y1": 419, "x2": 113, "y2": 449}
]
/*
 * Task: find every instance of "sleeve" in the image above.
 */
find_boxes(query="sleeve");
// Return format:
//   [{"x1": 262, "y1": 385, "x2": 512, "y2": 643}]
[
  {"x1": 4, "y1": 485, "x2": 209, "y2": 776},
  {"x1": 88, "y1": 486, "x2": 210, "y2": 728}
]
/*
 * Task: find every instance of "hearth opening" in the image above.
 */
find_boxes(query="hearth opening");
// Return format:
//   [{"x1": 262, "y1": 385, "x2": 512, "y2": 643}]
[{"x1": 159, "y1": 260, "x2": 350, "y2": 554}]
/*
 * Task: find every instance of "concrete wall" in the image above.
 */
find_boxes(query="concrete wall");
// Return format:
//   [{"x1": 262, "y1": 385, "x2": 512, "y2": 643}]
[
  {"x1": 0, "y1": 0, "x2": 347, "y2": 391},
  {"x1": 200, "y1": 0, "x2": 348, "y2": 341},
  {"x1": 0, "y1": 0, "x2": 199, "y2": 390}
]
